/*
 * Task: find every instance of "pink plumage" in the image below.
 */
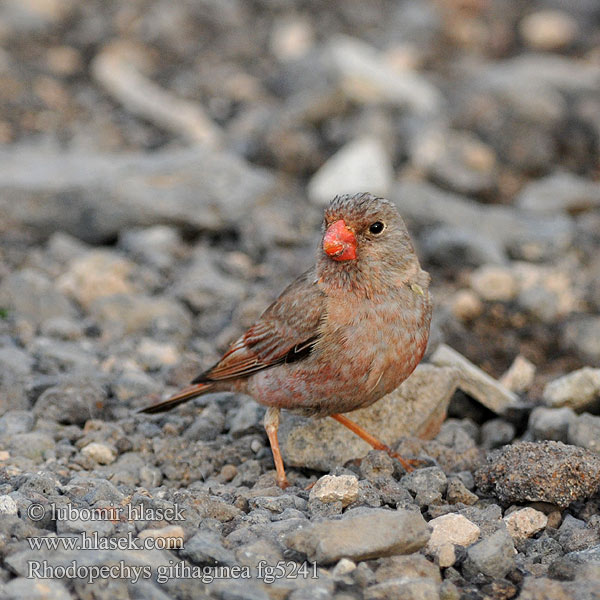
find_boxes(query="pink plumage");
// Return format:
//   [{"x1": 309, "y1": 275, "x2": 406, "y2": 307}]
[{"x1": 141, "y1": 193, "x2": 432, "y2": 487}]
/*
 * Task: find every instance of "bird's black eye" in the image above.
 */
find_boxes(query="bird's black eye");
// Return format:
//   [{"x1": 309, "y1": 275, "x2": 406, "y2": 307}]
[{"x1": 369, "y1": 221, "x2": 384, "y2": 235}]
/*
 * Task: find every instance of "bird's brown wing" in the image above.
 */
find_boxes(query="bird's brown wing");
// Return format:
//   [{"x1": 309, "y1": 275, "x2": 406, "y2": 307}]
[{"x1": 192, "y1": 269, "x2": 325, "y2": 383}]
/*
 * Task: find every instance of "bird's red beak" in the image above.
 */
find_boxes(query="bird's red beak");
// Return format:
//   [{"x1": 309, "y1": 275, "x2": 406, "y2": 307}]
[{"x1": 323, "y1": 219, "x2": 357, "y2": 261}]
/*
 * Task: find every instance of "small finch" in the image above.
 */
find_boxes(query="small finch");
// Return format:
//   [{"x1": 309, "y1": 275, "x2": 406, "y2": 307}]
[{"x1": 141, "y1": 193, "x2": 432, "y2": 488}]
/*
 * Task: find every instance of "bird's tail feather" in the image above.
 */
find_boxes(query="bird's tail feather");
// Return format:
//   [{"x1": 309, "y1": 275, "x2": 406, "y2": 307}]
[{"x1": 138, "y1": 382, "x2": 214, "y2": 414}]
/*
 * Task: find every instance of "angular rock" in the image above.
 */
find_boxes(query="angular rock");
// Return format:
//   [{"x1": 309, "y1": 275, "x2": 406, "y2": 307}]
[
  {"x1": 516, "y1": 171, "x2": 600, "y2": 215},
  {"x1": 0, "y1": 270, "x2": 76, "y2": 327},
  {"x1": 475, "y1": 441, "x2": 600, "y2": 508},
  {"x1": 326, "y1": 35, "x2": 442, "y2": 114},
  {"x1": 309, "y1": 475, "x2": 359, "y2": 508},
  {"x1": 411, "y1": 128, "x2": 497, "y2": 197},
  {"x1": 426, "y1": 514, "x2": 480, "y2": 568},
  {"x1": 430, "y1": 344, "x2": 518, "y2": 414},
  {"x1": 568, "y1": 414, "x2": 600, "y2": 453},
  {"x1": 56, "y1": 250, "x2": 136, "y2": 309},
  {"x1": 529, "y1": 406, "x2": 576, "y2": 442},
  {"x1": 500, "y1": 355, "x2": 536, "y2": 394},
  {"x1": 308, "y1": 137, "x2": 393, "y2": 206},
  {"x1": 392, "y1": 180, "x2": 574, "y2": 261},
  {"x1": 401, "y1": 467, "x2": 447, "y2": 506},
  {"x1": 33, "y1": 379, "x2": 108, "y2": 426},
  {"x1": 1, "y1": 577, "x2": 72, "y2": 600},
  {"x1": 365, "y1": 578, "x2": 440, "y2": 600},
  {"x1": 470, "y1": 265, "x2": 518, "y2": 302},
  {"x1": 0, "y1": 146, "x2": 277, "y2": 243},
  {"x1": 279, "y1": 364, "x2": 458, "y2": 471},
  {"x1": 285, "y1": 508, "x2": 430, "y2": 564},
  {"x1": 543, "y1": 368, "x2": 600, "y2": 412},
  {"x1": 504, "y1": 508, "x2": 548, "y2": 541},
  {"x1": 465, "y1": 529, "x2": 516, "y2": 579},
  {"x1": 517, "y1": 576, "x2": 597, "y2": 600}
]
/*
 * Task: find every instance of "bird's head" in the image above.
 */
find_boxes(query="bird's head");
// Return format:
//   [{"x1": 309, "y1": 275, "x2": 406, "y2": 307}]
[{"x1": 320, "y1": 193, "x2": 418, "y2": 278}]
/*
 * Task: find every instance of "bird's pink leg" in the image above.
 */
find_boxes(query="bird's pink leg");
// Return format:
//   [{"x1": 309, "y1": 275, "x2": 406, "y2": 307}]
[
  {"x1": 264, "y1": 407, "x2": 289, "y2": 489},
  {"x1": 330, "y1": 413, "x2": 415, "y2": 472}
]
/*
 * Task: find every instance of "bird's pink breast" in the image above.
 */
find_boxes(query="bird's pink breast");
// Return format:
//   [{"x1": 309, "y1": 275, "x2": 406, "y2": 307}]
[{"x1": 246, "y1": 286, "x2": 431, "y2": 417}]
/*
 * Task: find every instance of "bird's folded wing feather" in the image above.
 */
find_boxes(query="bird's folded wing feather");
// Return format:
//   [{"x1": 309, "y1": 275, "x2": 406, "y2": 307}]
[{"x1": 192, "y1": 269, "x2": 325, "y2": 383}]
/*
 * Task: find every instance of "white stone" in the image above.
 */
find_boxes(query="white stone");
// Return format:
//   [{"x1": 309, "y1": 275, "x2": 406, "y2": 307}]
[
  {"x1": 450, "y1": 289, "x2": 483, "y2": 322},
  {"x1": 309, "y1": 474, "x2": 359, "y2": 508},
  {"x1": 270, "y1": 17, "x2": 314, "y2": 61},
  {"x1": 504, "y1": 507, "x2": 548, "y2": 540},
  {"x1": 138, "y1": 525, "x2": 185, "y2": 549},
  {"x1": 327, "y1": 35, "x2": 442, "y2": 114},
  {"x1": 430, "y1": 344, "x2": 519, "y2": 414},
  {"x1": 0, "y1": 495, "x2": 18, "y2": 515},
  {"x1": 81, "y1": 442, "x2": 117, "y2": 465},
  {"x1": 520, "y1": 10, "x2": 578, "y2": 51},
  {"x1": 543, "y1": 368, "x2": 600, "y2": 411},
  {"x1": 426, "y1": 513, "x2": 481, "y2": 556},
  {"x1": 500, "y1": 355, "x2": 536, "y2": 393},
  {"x1": 470, "y1": 265, "x2": 518, "y2": 302},
  {"x1": 57, "y1": 250, "x2": 135, "y2": 309},
  {"x1": 308, "y1": 137, "x2": 393, "y2": 206}
]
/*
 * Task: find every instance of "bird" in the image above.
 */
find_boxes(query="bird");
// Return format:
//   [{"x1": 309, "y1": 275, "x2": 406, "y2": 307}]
[{"x1": 140, "y1": 192, "x2": 432, "y2": 488}]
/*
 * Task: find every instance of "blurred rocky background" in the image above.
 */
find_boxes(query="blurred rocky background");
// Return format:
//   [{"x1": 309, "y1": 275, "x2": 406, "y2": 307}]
[{"x1": 0, "y1": 1, "x2": 599, "y2": 599}]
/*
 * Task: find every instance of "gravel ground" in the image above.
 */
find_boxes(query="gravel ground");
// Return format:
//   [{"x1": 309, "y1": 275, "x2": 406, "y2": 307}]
[{"x1": 0, "y1": 1, "x2": 600, "y2": 599}]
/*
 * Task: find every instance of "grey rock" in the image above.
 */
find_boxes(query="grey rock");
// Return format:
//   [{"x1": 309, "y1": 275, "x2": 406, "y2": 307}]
[
  {"x1": 0, "y1": 346, "x2": 33, "y2": 377},
  {"x1": 529, "y1": 406, "x2": 577, "y2": 442},
  {"x1": 228, "y1": 402, "x2": 265, "y2": 438},
  {"x1": 568, "y1": 413, "x2": 600, "y2": 453},
  {"x1": 517, "y1": 171, "x2": 600, "y2": 215},
  {"x1": 464, "y1": 529, "x2": 516, "y2": 579},
  {"x1": 0, "y1": 269, "x2": 75, "y2": 327},
  {"x1": 2, "y1": 577, "x2": 72, "y2": 600},
  {"x1": 0, "y1": 410, "x2": 34, "y2": 437},
  {"x1": 173, "y1": 246, "x2": 245, "y2": 313},
  {"x1": 480, "y1": 419, "x2": 516, "y2": 450},
  {"x1": 0, "y1": 146, "x2": 277, "y2": 243},
  {"x1": 392, "y1": 180, "x2": 574, "y2": 261},
  {"x1": 100, "y1": 452, "x2": 145, "y2": 487},
  {"x1": 401, "y1": 467, "x2": 447, "y2": 506},
  {"x1": 411, "y1": 128, "x2": 496, "y2": 196},
  {"x1": 561, "y1": 316, "x2": 600, "y2": 364},
  {"x1": 280, "y1": 364, "x2": 458, "y2": 471},
  {"x1": 8, "y1": 432, "x2": 55, "y2": 461},
  {"x1": 285, "y1": 508, "x2": 430, "y2": 564},
  {"x1": 375, "y1": 554, "x2": 441, "y2": 584},
  {"x1": 558, "y1": 515, "x2": 600, "y2": 553},
  {"x1": 183, "y1": 402, "x2": 225, "y2": 442},
  {"x1": 180, "y1": 530, "x2": 237, "y2": 566},
  {"x1": 475, "y1": 440, "x2": 600, "y2": 507},
  {"x1": 430, "y1": 344, "x2": 518, "y2": 415},
  {"x1": 112, "y1": 370, "x2": 161, "y2": 403},
  {"x1": 420, "y1": 225, "x2": 507, "y2": 267},
  {"x1": 17, "y1": 472, "x2": 60, "y2": 497},
  {"x1": 40, "y1": 316, "x2": 85, "y2": 340},
  {"x1": 119, "y1": 225, "x2": 182, "y2": 270},
  {"x1": 359, "y1": 451, "x2": 395, "y2": 481},
  {"x1": 326, "y1": 35, "x2": 442, "y2": 115},
  {"x1": 63, "y1": 476, "x2": 125, "y2": 505},
  {"x1": 365, "y1": 578, "x2": 440, "y2": 600},
  {"x1": 34, "y1": 379, "x2": 108, "y2": 426},
  {"x1": 31, "y1": 338, "x2": 98, "y2": 373},
  {"x1": 458, "y1": 504, "x2": 504, "y2": 538},
  {"x1": 517, "y1": 576, "x2": 599, "y2": 600},
  {"x1": 91, "y1": 293, "x2": 192, "y2": 340}
]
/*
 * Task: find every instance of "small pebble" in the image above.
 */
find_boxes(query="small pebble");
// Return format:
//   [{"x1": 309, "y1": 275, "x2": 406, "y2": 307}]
[{"x1": 504, "y1": 507, "x2": 548, "y2": 541}]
